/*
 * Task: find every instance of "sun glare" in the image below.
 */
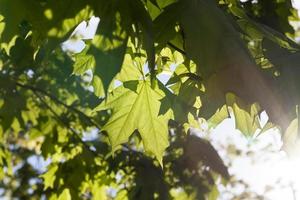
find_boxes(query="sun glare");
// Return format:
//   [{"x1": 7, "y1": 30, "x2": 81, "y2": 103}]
[{"x1": 199, "y1": 113, "x2": 300, "y2": 200}]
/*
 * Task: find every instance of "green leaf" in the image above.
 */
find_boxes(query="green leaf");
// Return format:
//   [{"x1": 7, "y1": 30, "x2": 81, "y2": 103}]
[
  {"x1": 179, "y1": 0, "x2": 288, "y2": 130},
  {"x1": 58, "y1": 188, "x2": 71, "y2": 200},
  {"x1": 73, "y1": 54, "x2": 95, "y2": 76},
  {"x1": 41, "y1": 165, "x2": 58, "y2": 190},
  {"x1": 229, "y1": 5, "x2": 299, "y2": 50},
  {"x1": 207, "y1": 185, "x2": 219, "y2": 200},
  {"x1": 115, "y1": 54, "x2": 144, "y2": 82},
  {"x1": 91, "y1": 184, "x2": 107, "y2": 200},
  {"x1": 283, "y1": 118, "x2": 299, "y2": 155},
  {"x1": 208, "y1": 105, "x2": 229, "y2": 129},
  {"x1": 0, "y1": 0, "x2": 92, "y2": 48},
  {"x1": 183, "y1": 112, "x2": 200, "y2": 133},
  {"x1": 263, "y1": 39, "x2": 300, "y2": 69},
  {"x1": 130, "y1": 0, "x2": 156, "y2": 82},
  {"x1": 146, "y1": 0, "x2": 161, "y2": 19},
  {"x1": 97, "y1": 80, "x2": 171, "y2": 165},
  {"x1": 226, "y1": 93, "x2": 261, "y2": 137},
  {"x1": 282, "y1": 106, "x2": 300, "y2": 156},
  {"x1": 261, "y1": 39, "x2": 300, "y2": 127},
  {"x1": 91, "y1": 34, "x2": 128, "y2": 91},
  {"x1": 153, "y1": 3, "x2": 180, "y2": 46},
  {"x1": 0, "y1": 0, "x2": 42, "y2": 43},
  {"x1": 149, "y1": 0, "x2": 160, "y2": 8},
  {"x1": 115, "y1": 190, "x2": 128, "y2": 200},
  {"x1": 92, "y1": 75, "x2": 105, "y2": 98},
  {"x1": 180, "y1": 0, "x2": 245, "y2": 78},
  {"x1": 257, "y1": 122, "x2": 275, "y2": 137},
  {"x1": 156, "y1": 0, "x2": 178, "y2": 9},
  {"x1": 0, "y1": 14, "x2": 4, "y2": 39}
]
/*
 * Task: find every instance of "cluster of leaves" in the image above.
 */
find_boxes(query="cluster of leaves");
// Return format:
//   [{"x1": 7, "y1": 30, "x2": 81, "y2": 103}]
[{"x1": 0, "y1": 0, "x2": 300, "y2": 199}]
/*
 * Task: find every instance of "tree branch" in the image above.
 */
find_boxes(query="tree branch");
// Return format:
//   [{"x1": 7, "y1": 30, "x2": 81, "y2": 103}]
[
  {"x1": 15, "y1": 82, "x2": 102, "y2": 131},
  {"x1": 15, "y1": 81, "x2": 149, "y2": 158},
  {"x1": 167, "y1": 42, "x2": 186, "y2": 55},
  {"x1": 33, "y1": 91, "x2": 103, "y2": 158}
]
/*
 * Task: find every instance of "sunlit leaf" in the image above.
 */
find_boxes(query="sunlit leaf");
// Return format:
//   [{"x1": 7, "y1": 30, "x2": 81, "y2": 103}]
[
  {"x1": 96, "y1": 80, "x2": 171, "y2": 165},
  {"x1": 73, "y1": 54, "x2": 95, "y2": 76},
  {"x1": 41, "y1": 165, "x2": 58, "y2": 190},
  {"x1": 226, "y1": 93, "x2": 261, "y2": 137},
  {"x1": 58, "y1": 188, "x2": 71, "y2": 200}
]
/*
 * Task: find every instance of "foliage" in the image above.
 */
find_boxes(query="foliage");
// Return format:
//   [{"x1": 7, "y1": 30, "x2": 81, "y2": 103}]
[{"x1": 0, "y1": 0, "x2": 300, "y2": 199}]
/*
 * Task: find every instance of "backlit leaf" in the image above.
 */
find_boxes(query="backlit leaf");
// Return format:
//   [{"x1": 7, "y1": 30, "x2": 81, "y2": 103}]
[
  {"x1": 41, "y1": 165, "x2": 58, "y2": 190},
  {"x1": 97, "y1": 80, "x2": 171, "y2": 165},
  {"x1": 73, "y1": 54, "x2": 95, "y2": 76}
]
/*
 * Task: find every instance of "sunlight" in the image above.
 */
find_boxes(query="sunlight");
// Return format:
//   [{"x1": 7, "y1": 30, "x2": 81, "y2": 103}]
[{"x1": 204, "y1": 115, "x2": 300, "y2": 200}]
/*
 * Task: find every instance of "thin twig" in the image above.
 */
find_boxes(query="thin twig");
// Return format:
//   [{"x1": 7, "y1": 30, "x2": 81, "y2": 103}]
[
  {"x1": 167, "y1": 42, "x2": 186, "y2": 55},
  {"x1": 16, "y1": 81, "x2": 149, "y2": 159},
  {"x1": 15, "y1": 82, "x2": 102, "y2": 131}
]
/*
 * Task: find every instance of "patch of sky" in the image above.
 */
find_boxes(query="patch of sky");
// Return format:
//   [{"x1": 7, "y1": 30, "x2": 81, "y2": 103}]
[
  {"x1": 61, "y1": 16, "x2": 100, "y2": 53},
  {"x1": 27, "y1": 155, "x2": 51, "y2": 173},
  {"x1": 82, "y1": 128, "x2": 99, "y2": 141}
]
